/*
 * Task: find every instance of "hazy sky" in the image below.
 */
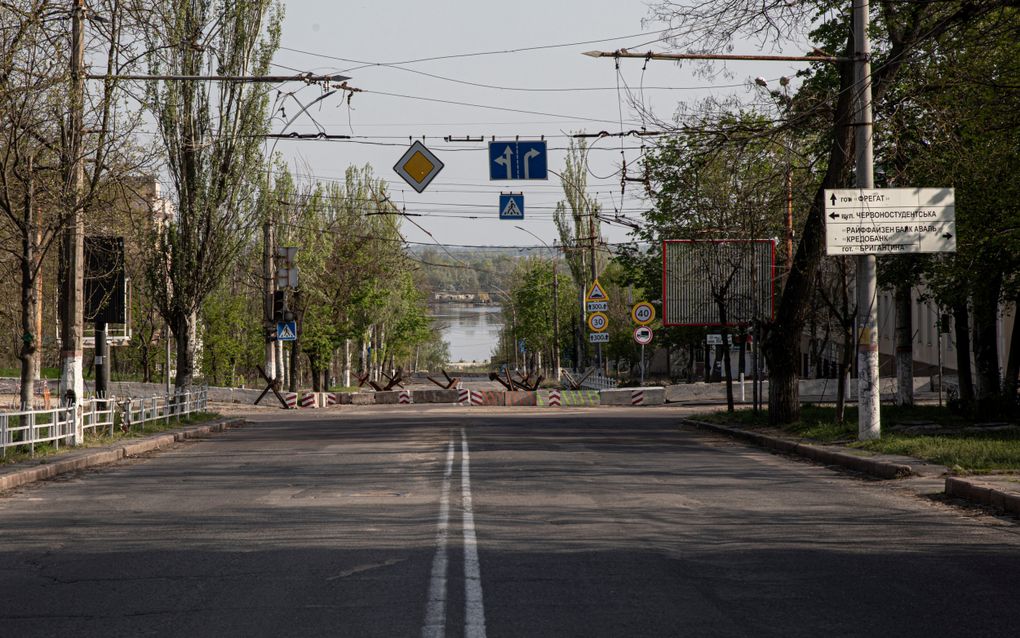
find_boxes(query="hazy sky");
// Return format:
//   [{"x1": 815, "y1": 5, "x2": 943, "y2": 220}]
[{"x1": 268, "y1": 1, "x2": 803, "y2": 248}]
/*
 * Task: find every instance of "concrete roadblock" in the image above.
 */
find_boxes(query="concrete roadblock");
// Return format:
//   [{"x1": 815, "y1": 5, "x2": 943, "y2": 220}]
[
  {"x1": 299, "y1": 392, "x2": 317, "y2": 408},
  {"x1": 504, "y1": 391, "x2": 537, "y2": 406},
  {"x1": 338, "y1": 392, "x2": 376, "y2": 405},
  {"x1": 373, "y1": 391, "x2": 403, "y2": 404},
  {"x1": 539, "y1": 389, "x2": 599, "y2": 406},
  {"x1": 458, "y1": 389, "x2": 505, "y2": 406},
  {"x1": 413, "y1": 389, "x2": 460, "y2": 404},
  {"x1": 600, "y1": 387, "x2": 665, "y2": 406}
]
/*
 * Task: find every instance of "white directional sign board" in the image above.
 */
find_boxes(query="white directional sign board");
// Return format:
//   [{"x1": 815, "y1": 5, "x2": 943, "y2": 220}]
[{"x1": 824, "y1": 188, "x2": 956, "y2": 256}]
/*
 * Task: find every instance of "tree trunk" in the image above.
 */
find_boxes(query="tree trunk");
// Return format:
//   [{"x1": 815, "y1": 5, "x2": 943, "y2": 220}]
[
  {"x1": 765, "y1": 35, "x2": 856, "y2": 425},
  {"x1": 953, "y1": 301, "x2": 975, "y2": 407},
  {"x1": 971, "y1": 274, "x2": 1003, "y2": 414},
  {"x1": 895, "y1": 282, "x2": 914, "y2": 406},
  {"x1": 171, "y1": 310, "x2": 195, "y2": 393},
  {"x1": 309, "y1": 353, "x2": 321, "y2": 392},
  {"x1": 835, "y1": 322, "x2": 854, "y2": 423},
  {"x1": 19, "y1": 162, "x2": 38, "y2": 410},
  {"x1": 1003, "y1": 306, "x2": 1020, "y2": 407}
]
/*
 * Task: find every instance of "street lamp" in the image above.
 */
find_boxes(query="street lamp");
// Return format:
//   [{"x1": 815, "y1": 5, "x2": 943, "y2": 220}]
[{"x1": 515, "y1": 226, "x2": 561, "y2": 381}]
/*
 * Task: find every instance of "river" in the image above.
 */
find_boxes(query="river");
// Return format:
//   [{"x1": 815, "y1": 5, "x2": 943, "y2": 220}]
[{"x1": 431, "y1": 304, "x2": 504, "y2": 364}]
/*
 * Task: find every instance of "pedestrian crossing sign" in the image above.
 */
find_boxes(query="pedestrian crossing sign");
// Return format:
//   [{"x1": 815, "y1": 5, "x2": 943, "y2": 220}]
[
  {"x1": 499, "y1": 193, "x2": 524, "y2": 220},
  {"x1": 276, "y1": 320, "x2": 297, "y2": 342},
  {"x1": 585, "y1": 279, "x2": 609, "y2": 302}
]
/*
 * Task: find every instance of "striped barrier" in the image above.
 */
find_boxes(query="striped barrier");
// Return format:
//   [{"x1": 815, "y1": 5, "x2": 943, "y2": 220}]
[
  {"x1": 324, "y1": 392, "x2": 337, "y2": 406},
  {"x1": 537, "y1": 389, "x2": 562, "y2": 407},
  {"x1": 283, "y1": 392, "x2": 298, "y2": 409},
  {"x1": 456, "y1": 389, "x2": 504, "y2": 406},
  {"x1": 299, "y1": 392, "x2": 317, "y2": 408},
  {"x1": 504, "y1": 391, "x2": 537, "y2": 406},
  {"x1": 398, "y1": 389, "x2": 413, "y2": 404},
  {"x1": 631, "y1": 389, "x2": 645, "y2": 405}
]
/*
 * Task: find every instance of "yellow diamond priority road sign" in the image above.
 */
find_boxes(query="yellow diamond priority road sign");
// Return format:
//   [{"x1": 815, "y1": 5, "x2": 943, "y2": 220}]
[{"x1": 394, "y1": 141, "x2": 444, "y2": 193}]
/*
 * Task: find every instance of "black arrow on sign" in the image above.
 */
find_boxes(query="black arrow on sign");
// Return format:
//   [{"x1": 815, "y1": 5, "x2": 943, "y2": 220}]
[
  {"x1": 829, "y1": 212, "x2": 839, "y2": 219},
  {"x1": 829, "y1": 193, "x2": 837, "y2": 206},
  {"x1": 942, "y1": 232, "x2": 953, "y2": 240}
]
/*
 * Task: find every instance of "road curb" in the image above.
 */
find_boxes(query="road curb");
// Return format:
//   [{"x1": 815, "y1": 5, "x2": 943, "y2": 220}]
[
  {"x1": 0, "y1": 417, "x2": 246, "y2": 493},
  {"x1": 681, "y1": 418, "x2": 913, "y2": 480},
  {"x1": 945, "y1": 477, "x2": 1020, "y2": 515}
]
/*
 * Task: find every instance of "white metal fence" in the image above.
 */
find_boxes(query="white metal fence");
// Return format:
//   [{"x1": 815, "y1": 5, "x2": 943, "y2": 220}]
[{"x1": 0, "y1": 387, "x2": 208, "y2": 458}]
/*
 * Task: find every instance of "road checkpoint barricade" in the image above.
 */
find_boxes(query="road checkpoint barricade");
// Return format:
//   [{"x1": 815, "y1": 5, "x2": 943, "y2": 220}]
[
  {"x1": 412, "y1": 389, "x2": 459, "y2": 404},
  {"x1": 457, "y1": 389, "x2": 504, "y2": 406},
  {"x1": 299, "y1": 392, "x2": 317, "y2": 408},
  {"x1": 323, "y1": 392, "x2": 337, "y2": 407},
  {"x1": 504, "y1": 391, "x2": 537, "y2": 406},
  {"x1": 398, "y1": 390, "x2": 413, "y2": 404},
  {"x1": 539, "y1": 389, "x2": 599, "y2": 406},
  {"x1": 598, "y1": 387, "x2": 666, "y2": 406},
  {"x1": 283, "y1": 392, "x2": 298, "y2": 409}
]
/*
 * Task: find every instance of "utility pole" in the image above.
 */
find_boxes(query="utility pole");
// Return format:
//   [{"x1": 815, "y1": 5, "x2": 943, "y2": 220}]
[
  {"x1": 552, "y1": 252, "x2": 560, "y2": 380},
  {"x1": 854, "y1": 0, "x2": 880, "y2": 440},
  {"x1": 588, "y1": 206, "x2": 602, "y2": 370},
  {"x1": 59, "y1": 0, "x2": 85, "y2": 414},
  {"x1": 263, "y1": 219, "x2": 276, "y2": 382}
]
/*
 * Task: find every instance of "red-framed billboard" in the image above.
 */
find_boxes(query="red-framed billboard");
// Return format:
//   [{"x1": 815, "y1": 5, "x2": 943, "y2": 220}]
[{"x1": 662, "y1": 239, "x2": 776, "y2": 327}]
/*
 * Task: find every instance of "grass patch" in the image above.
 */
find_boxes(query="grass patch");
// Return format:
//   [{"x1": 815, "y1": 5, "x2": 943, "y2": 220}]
[
  {"x1": 0, "y1": 411, "x2": 221, "y2": 467},
  {"x1": 692, "y1": 404, "x2": 1020, "y2": 472}
]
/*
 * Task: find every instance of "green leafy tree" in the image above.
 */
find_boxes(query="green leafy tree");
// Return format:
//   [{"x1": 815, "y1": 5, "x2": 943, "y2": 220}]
[{"x1": 142, "y1": 0, "x2": 282, "y2": 391}]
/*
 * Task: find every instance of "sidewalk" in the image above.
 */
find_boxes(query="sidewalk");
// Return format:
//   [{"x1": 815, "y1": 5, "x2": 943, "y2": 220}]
[
  {"x1": 682, "y1": 417, "x2": 1020, "y2": 518},
  {"x1": 0, "y1": 417, "x2": 246, "y2": 492}
]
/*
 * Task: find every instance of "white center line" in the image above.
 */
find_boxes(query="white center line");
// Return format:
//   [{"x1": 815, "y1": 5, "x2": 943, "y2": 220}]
[
  {"x1": 461, "y1": 428, "x2": 487, "y2": 638},
  {"x1": 422, "y1": 438, "x2": 455, "y2": 638}
]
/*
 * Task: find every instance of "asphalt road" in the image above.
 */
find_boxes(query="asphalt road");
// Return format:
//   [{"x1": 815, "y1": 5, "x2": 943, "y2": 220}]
[{"x1": 2, "y1": 406, "x2": 1019, "y2": 637}]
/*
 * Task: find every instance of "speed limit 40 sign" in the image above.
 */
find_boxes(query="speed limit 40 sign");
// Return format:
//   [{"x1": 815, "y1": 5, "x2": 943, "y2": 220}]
[{"x1": 631, "y1": 301, "x2": 655, "y2": 326}]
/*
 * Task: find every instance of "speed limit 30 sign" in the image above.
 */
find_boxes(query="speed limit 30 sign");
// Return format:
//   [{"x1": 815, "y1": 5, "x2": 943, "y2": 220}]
[
  {"x1": 631, "y1": 301, "x2": 655, "y2": 326},
  {"x1": 587, "y1": 311, "x2": 609, "y2": 333}
]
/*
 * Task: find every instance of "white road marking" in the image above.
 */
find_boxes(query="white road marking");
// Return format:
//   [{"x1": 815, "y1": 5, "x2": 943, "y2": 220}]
[
  {"x1": 422, "y1": 438, "x2": 455, "y2": 638},
  {"x1": 461, "y1": 428, "x2": 487, "y2": 638}
]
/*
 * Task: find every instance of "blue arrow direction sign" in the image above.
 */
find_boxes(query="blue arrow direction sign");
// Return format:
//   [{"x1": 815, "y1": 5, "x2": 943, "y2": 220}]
[
  {"x1": 276, "y1": 320, "x2": 297, "y2": 342},
  {"x1": 489, "y1": 140, "x2": 548, "y2": 180},
  {"x1": 499, "y1": 193, "x2": 524, "y2": 219}
]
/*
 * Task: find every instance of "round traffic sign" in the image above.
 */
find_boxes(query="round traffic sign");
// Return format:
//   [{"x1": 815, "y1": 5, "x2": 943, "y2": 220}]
[
  {"x1": 587, "y1": 311, "x2": 609, "y2": 333},
  {"x1": 631, "y1": 301, "x2": 655, "y2": 326},
  {"x1": 633, "y1": 326, "x2": 653, "y2": 345}
]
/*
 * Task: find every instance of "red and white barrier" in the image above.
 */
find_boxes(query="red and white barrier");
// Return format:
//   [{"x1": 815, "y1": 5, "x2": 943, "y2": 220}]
[
  {"x1": 547, "y1": 389, "x2": 562, "y2": 407},
  {"x1": 324, "y1": 392, "x2": 337, "y2": 406},
  {"x1": 458, "y1": 388, "x2": 471, "y2": 405},
  {"x1": 284, "y1": 392, "x2": 298, "y2": 409},
  {"x1": 299, "y1": 392, "x2": 317, "y2": 408},
  {"x1": 631, "y1": 389, "x2": 645, "y2": 405},
  {"x1": 398, "y1": 390, "x2": 413, "y2": 404}
]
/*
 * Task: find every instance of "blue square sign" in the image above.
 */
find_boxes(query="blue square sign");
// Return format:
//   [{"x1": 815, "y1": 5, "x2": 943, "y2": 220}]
[
  {"x1": 276, "y1": 320, "x2": 297, "y2": 342},
  {"x1": 499, "y1": 193, "x2": 524, "y2": 220},
  {"x1": 489, "y1": 140, "x2": 548, "y2": 180}
]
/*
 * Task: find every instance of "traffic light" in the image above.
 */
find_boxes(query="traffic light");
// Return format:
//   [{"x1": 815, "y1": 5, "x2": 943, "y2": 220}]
[{"x1": 275, "y1": 246, "x2": 298, "y2": 290}]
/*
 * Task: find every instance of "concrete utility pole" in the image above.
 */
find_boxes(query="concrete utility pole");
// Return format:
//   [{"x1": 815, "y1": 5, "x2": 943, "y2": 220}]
[
  {"x1": 854, "y1": 0, "x2": 881, "y2": 440},
  {"x1": 588, "y1": 206, "x2": 602, "y2": 369},
  {"x1": 263, "y1": 219, "x2": 275, "y2": 382},
  {"x1": 59, "y1": 0, "x2": 85, "y2": 411}
]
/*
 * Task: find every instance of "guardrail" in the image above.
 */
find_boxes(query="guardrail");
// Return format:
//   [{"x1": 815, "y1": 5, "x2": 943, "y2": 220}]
[{"x1": 0, "y1": 387, "x2": 208, "y2": 458}]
